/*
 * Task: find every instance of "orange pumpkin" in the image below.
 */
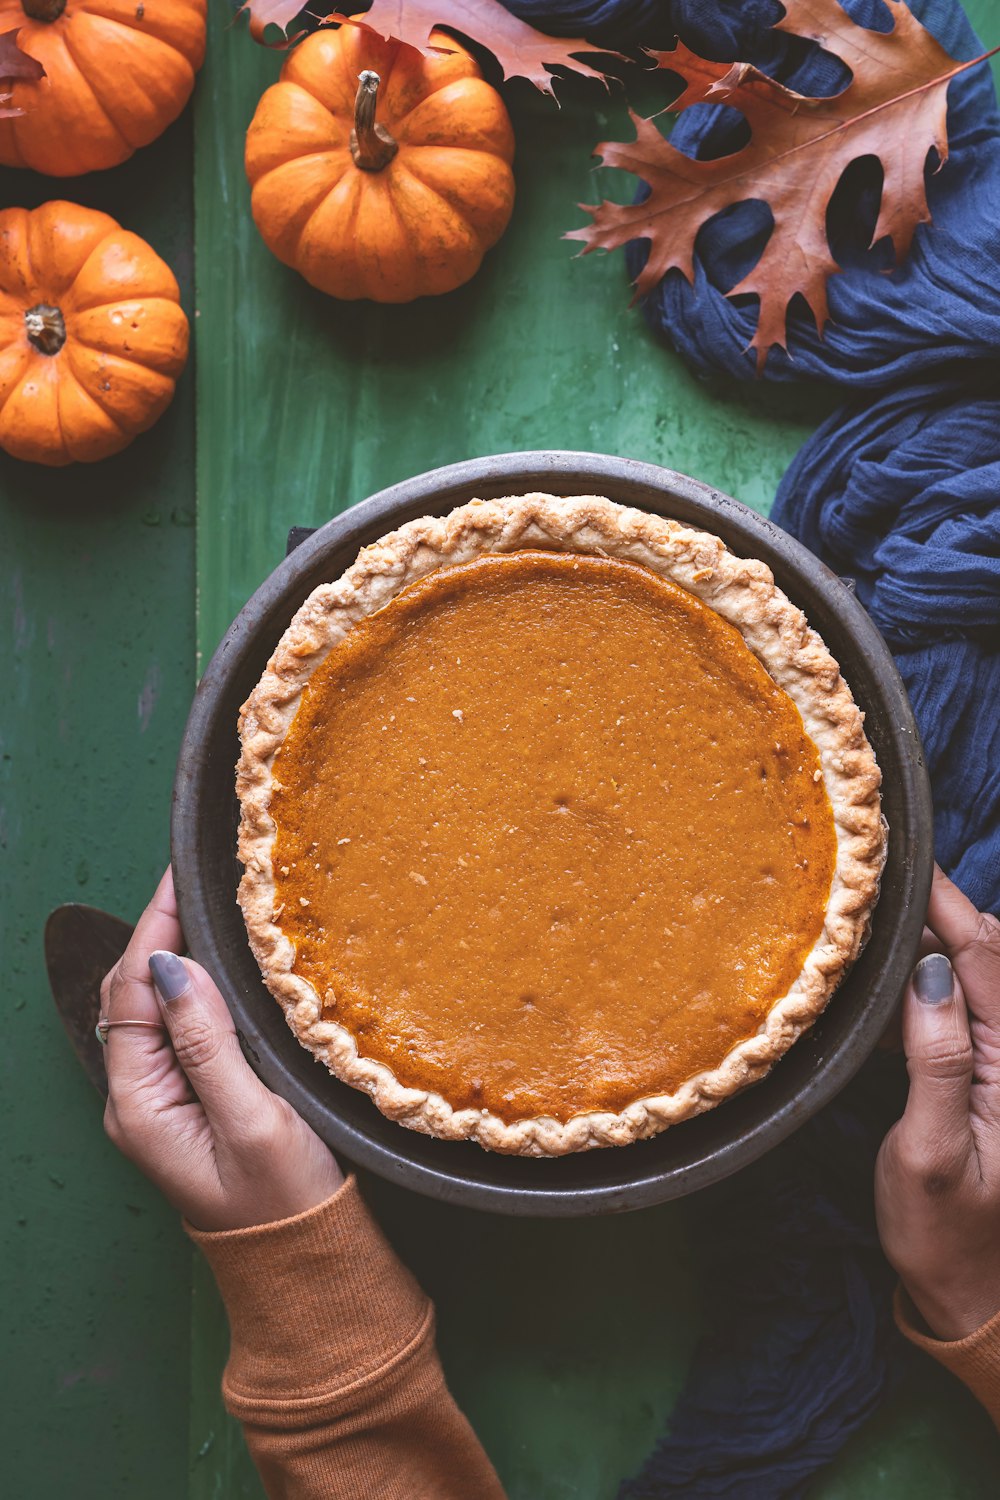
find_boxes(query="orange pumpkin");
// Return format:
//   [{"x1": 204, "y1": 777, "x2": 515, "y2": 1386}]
[
  {"x1": 0, "y1": 0, "x2": 206, "y2": 176},
  {"x1": 245, "y1": 23, "x2": 516, "y2": 302},
  {"x1": 0, "y1": 201, "x2": 189, "y2": 466}
]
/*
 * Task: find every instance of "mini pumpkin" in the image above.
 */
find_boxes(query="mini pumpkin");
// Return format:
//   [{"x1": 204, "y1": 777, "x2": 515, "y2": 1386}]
[
  {"x1": 0, "y1": 201, "x2": 189, "y2": 466},
  {"x1": 245, "y1": 22, "x2": 516, "y2": 302},
  {"x1": 0, "y1": 0, "x2": 206, "y2": 176}
]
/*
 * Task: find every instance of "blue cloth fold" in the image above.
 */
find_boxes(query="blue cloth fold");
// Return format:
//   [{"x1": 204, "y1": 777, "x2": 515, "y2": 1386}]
[
  {"x1": 514, "y1": 0, "x2": 1000, "y2": 1495},
  {"x1": 774, "y1": 374, "x2": 1000, "y2": 912},
  {"x1": 505, "y1": 0, "x2": 672, "y2": 46}
]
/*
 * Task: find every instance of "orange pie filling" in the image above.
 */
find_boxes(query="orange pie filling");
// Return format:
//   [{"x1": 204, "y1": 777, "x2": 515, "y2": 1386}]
[{"x1": 270, "y1": 550, "x2": 837, "y2": 1125}]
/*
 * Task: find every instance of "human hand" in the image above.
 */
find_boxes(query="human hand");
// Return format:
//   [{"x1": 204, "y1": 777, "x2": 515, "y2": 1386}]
[
  {"x1": 875, "y1": 865, "x2": 1000, "y2": 1341},
  {"x1": 102, "y1": 868, "x2": 344, "y2": 1232}
]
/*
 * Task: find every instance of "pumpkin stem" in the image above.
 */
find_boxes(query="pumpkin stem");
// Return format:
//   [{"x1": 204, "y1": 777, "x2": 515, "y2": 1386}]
[
  {"x1": 350, "y1": 70, "x2": 398, "y2": 172},
  {"x1": 20, "y1": 0, "x2": 67, "y2": 21},
  {"x1": 25, "y1": 303, "x2": 66, "y2": 356}
]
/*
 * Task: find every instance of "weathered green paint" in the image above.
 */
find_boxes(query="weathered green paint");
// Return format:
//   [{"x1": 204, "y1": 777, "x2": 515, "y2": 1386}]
[
  {"x1": 5, "y1": 6, "x2": 1000, "y2": 1496},
  {"x1": 0, "y1": 123, "x2": 196, "y2": 1499}
]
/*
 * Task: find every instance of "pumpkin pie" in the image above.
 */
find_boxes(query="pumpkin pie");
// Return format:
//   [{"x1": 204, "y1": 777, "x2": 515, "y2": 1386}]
[{"x1": 237, "y1": 494, "x2": 885, "y2": 1155}]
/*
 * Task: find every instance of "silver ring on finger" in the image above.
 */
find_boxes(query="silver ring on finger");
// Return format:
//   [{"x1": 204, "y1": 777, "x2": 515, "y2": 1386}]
[{"x1": 95, "y1": 1017, "x2": 166, "y2": 1046}]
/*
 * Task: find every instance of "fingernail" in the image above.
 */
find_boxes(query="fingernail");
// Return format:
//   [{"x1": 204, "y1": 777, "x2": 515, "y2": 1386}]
[
  {"x1": 913, "y1": 952, "x2": 954, "y2": 1004},
  {"x1": 149, "y1": 951, "x2": 191, "y2": 1003}
]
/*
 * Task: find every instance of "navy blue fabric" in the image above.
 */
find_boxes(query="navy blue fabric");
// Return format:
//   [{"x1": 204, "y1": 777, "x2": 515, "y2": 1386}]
[
  {"x1": 505, "y1": 0, "x2": 673, "y2": 47},
  {"x1": 774, "y1": 373, "x2": 1000, "y2": 913},
  {"x1": 513, "y1": 2, "x2": 1000, "y2": 1497},
  {"x1": 618, "y1": 1059, "x2": 913, "y2": 1499}
]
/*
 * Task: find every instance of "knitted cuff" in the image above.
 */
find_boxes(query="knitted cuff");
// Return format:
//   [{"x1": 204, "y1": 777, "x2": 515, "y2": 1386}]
[
  {"x1": 895, "y1": 1286, "x2": 1000, "y2": 1427},
  {"x1": 187, "y1": 1175, "x2": 432, "y2": 1413}
]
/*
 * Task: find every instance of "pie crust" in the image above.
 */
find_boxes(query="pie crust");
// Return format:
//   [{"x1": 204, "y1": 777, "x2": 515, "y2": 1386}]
[{"x1": 237, "y1": 493, "x2": 886, "y2": 1156}]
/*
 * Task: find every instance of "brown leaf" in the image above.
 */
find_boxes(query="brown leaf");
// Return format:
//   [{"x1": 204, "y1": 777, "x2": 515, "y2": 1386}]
[
  {"x1": 568, "y1": 0, "x2": 999, "y2": 368},
  {"x1": 0, "y1": 28, "x2": 45, "y2": 119},
  {"x1": 236, "y1": 0, "x2": 308, "y2": 47},
  {"x1": 651, "y1": 38, "x2": 733, "y2": 112},
  {"x1": 331, "y1": 2, "x2": 624, "y2": 95}
]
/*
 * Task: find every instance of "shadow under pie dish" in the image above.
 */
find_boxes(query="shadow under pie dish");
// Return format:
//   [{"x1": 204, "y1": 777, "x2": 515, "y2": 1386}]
[{"x1": 236, "y1": 493, "x2": 887, "y2": 1157}]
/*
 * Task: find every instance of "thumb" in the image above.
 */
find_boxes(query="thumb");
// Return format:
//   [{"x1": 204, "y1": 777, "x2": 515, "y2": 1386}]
[
  {"x1": 149, "y1": 951, "x2": 271, "y2": 1135},
  {"x1": 899, "y1": 952, "x2": 975, "y2": 1174}
]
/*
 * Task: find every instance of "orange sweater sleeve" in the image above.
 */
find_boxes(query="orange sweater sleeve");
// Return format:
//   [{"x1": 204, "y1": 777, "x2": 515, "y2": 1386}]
[
  {"x1": 895, "y1": 1288, "x2": 1000, "y2": 1427},
  {"x1": 187, "y1": 1176, "x2": 507, "y2": 1500}
]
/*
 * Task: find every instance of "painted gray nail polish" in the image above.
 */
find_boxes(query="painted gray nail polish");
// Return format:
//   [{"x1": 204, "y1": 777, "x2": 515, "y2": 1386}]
[
  {"x1": 149, "y1": 951, "x2": 191, "y2": 1003},
  {"x1": 913, "y1": 952, "x2": 954, "y2": 1004}
]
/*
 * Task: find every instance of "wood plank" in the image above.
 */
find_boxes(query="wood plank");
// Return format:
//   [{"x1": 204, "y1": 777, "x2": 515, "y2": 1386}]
[{"x1": 0, "y1": 122, "x2": 197, "y2": 1500}]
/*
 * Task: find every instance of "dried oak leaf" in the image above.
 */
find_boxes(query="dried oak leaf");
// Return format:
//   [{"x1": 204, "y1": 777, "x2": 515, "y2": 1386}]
[
  {"x1": 236, "y1": 0, "x2": 309, "y2": 47},
  {"x1": 568, "y1": 0, "x2": 998, "y2": 367},
  {"x1": 0, "y1": 28, "x2": 45, "y2": 119},
  {"x1": 329, "y1": 2, "x2": 624, "y2": 95}
]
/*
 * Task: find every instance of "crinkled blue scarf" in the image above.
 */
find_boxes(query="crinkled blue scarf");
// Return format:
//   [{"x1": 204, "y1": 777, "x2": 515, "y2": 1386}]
[{"x1": 507, "y1": 0, "x2": 1000, "y2": 1494}]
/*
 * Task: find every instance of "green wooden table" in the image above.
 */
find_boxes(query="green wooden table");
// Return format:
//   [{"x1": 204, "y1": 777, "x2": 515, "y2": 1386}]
[{"x1": 5, "y1": 10, "x2": 1000, "y2": 1495}]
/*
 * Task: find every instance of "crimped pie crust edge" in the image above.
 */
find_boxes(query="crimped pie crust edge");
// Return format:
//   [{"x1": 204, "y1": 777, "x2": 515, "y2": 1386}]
[{"x1": 236, "y1": 493, "x2": 886, "y2": 1156}]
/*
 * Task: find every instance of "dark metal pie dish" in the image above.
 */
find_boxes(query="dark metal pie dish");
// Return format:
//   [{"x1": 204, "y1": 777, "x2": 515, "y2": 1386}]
[{"x1": 171, "y1": 451, "x2": 932, "y2": 1217}]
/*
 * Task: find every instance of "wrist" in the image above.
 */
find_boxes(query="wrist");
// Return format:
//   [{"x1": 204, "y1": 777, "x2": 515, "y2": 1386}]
[
  {"x1": 243, "y1": 1153, "x2": 346, "y2": 1230},
  {"x1": 183, "y1": 1155, "x2": 346, "y2": 1233},
  {"x1": 187, "y1": 1176, "x2": 433, "y2": 1405},
  {"x1": 902, "y1": 1279, "x2": 1000, "y2": 1343}
]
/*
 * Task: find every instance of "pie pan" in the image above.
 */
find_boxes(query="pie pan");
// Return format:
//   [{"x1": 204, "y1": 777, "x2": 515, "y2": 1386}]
[{"x1": 172, "y1": 451, "x2": 933, "y2": 1217}]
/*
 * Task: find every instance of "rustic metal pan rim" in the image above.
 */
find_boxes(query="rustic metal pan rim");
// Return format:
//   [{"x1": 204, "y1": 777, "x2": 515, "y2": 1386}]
[{"x1": 172, "y1": 450, "x2": 933, "y2": 1217}]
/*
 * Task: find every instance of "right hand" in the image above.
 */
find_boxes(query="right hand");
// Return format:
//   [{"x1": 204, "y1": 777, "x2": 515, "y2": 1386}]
[
  {"x1": 102, "y1": 868, "x2": 344, "y2": 1232},
  {"x1": 875, "y1": 866, "x2": 1000, "y2": 1341}
]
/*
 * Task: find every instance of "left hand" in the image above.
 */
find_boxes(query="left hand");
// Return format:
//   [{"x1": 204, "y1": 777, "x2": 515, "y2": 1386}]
[
  {"x1": 102, "y1": 868, "x2": 344, "y2": 1232},
  {"x1": 875, "y1": 865, "x2": 1000, "y2": 1341}
]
